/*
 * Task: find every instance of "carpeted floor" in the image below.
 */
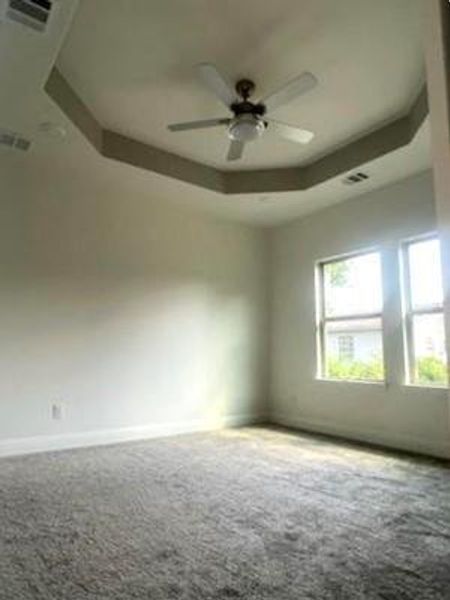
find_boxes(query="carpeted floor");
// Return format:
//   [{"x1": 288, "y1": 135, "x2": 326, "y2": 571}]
[{"x1": 0, "y1": 427, "x2": 449, "y2": 600}]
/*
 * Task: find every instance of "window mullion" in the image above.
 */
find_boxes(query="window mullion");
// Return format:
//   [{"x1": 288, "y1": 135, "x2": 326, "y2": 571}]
[
  {"x1": 319, "y1": 263, "x2": 327, "y2": 377},
  {"x1": 405, "y1": 311, "x2": 415, "y2": 383},
  {"x1": 401, "y1": 242, "x2": 415, "y2": 383},
  {"x1": 325, "y1": 311, "x2": 382, "y2": 323},
  {"x1": 410, "y1": 305, "x2": 443, "y2": 317}
]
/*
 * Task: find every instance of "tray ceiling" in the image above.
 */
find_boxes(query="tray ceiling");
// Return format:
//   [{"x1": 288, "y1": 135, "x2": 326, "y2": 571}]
[{"x1": 57, "y1": 0, "x2": 425, "y2": 171}]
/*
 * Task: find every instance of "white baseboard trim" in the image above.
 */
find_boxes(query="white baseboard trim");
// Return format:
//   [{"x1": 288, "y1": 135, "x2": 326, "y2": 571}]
[
  {"x1": 0, "y1": 413, "x2": 267, "y2": 458},
  {"x1": 271, "y1": 411, "x2": 450, "y2": 459},
  {"x1": 3, "y1": 412, "x2": 447, "y2": 460}
]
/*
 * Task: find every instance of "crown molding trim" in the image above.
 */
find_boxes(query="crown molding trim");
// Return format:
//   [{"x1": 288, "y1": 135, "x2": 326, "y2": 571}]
[{"x1": 45, "y1": 68, "x2": 428, "y2": 195}]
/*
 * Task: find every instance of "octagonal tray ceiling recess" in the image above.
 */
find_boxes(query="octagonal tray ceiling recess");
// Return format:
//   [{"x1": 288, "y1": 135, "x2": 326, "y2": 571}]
[{"x1": 50, "y1": 0, "x2": 427, "y2": 195}]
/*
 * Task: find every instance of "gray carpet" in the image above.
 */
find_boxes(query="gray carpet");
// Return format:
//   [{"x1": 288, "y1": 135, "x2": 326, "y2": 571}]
[{"x1": 0, "y1": 427, "x2": 449, "y2": 600}]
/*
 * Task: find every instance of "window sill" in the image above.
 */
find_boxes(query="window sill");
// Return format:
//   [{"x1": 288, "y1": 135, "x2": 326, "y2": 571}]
[
  {"x1": 403, "y1": 383, "x2": 448, "y2": 392},
  {"x1": 315, "y1": 377, "x2": 386, "y2": 387}
]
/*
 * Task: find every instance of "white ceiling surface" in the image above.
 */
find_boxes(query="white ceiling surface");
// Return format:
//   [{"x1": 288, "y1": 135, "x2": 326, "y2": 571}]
[
  {"x1": 0, "y1": 0, "x2": 78, "y2": 135},
  {"x1": 57, "y1": 0, "x2": 425, "y2": 171},
  {"x1": 0, "y1": 0, "x2": 431, "y2": 226}
]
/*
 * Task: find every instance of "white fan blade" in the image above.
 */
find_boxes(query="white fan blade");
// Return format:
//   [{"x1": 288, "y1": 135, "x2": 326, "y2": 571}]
[
  {"x1": 266, "y1": 118, "x2": 314, "y2": 144},
  {"x1": 197, "y1": 63, "x2": 237, "y2": 108},
  {"x1": 168, "y1": 118, "x2": 230, "y2": 132},
  {"x1": 261, "y1": 72, "x2": 317, "y2": 113},
  {"x1": 227, "y1": 140, "x2": 245, "y2": 161}
]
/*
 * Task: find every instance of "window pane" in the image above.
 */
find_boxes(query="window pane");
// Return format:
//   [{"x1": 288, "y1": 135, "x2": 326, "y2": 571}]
[
  {"x1": 412, "y1": 313, "x2": 448, "y2": 386},
  {"x1": 325, "y1": 318, "x2": 384, "y2": 381},
  {"x1": 408, "y1": 238, "x2": 443, "y2": 309},
  {"x1": 338, "y1": 335, "x2": 354, "y2": 362},
  {"x1": 323, "y1": 252, "x2": 382, "y2": 317}
]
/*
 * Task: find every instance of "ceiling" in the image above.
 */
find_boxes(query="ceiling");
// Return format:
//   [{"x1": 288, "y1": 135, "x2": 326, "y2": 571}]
[
  {"x1": 1, "y1": 100, "x2": 431, "y2": 227},
  {"x1": 0, "y1": 0, "x2": 432, "y2": 226},
  {"x1": 57, "y1": 0, "x2": 425, "y2": 171}
]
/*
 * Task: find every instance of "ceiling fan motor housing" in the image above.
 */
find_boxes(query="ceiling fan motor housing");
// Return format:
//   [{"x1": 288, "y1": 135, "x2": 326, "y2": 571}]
[
  {"x1": 235, "y1": 78, "x2": 255, "y2": 99},
  {"x1": 232, "y1": 79, "x2": 266, "y2": 116}
]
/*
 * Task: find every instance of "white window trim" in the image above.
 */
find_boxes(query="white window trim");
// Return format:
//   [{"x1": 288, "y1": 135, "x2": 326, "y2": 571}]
[
  {"x1": 400, "y1": 233, "x2": 447, "y2": 388},
  {"x1": 316, "y1": 248, "x2": 385, "y2": 384}
]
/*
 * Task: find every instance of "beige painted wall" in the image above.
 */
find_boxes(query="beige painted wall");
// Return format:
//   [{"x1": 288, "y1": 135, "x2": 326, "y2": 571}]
[
  {"x1": 270, "y1": 171, "x2": 450, "y2": 458},
  {"x1": 2, "y1": 156, "x2": 448, "y2": 460},
  {"x1": 0, "y1": 158, "x2": 268, "y2": 454}
]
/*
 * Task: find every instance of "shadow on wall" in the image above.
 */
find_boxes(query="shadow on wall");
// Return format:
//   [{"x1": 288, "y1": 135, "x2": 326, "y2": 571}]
[{"x1": 0, "y1": 166, "x2": 267, "y2": 442}]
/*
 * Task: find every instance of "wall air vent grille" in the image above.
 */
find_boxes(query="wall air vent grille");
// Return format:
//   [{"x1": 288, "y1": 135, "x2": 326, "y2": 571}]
[
  {"x1": 0, "y1": 129, "x2": 31, "y2": 151},
  {"x1": 4, "y1": 0, "x2": 52, "y2": 32},
  {"x1": 343, "y1": 172, "x2": 369, "y2": 185}
]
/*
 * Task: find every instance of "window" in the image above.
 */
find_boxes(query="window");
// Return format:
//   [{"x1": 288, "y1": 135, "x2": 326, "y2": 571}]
[
  {"x1": 402, "y1": 236, "x2": 448, "y2": 387},
  {"x1": 317, "y1": 251, "x2": 384, "y2": 382},
  {"x1": 338, "y1": 335, "x2": 355, "y2": 362}
]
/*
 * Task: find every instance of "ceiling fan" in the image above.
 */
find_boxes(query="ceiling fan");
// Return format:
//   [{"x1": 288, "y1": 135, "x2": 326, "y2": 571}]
[{"x1": 167, "y1": 63, "x2": 317, "y2": 161}]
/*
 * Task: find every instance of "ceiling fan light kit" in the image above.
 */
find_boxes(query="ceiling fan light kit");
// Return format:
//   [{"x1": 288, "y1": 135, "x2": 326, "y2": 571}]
[
  {"x1": 167, "y1": 64, "x2": 317, "y2": 161},
  {"x1": 228, "y1": 114, "x2": 265, "y2": 143}
]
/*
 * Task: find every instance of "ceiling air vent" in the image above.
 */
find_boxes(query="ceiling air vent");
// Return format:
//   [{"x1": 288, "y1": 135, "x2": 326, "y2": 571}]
[
  {"x1": 0, "y1": 129, "x2": 31, "y2": 151},
  {"x1": 343, "y1": 171, "x2": 369, "y2": 186},
  {"x1": 3, "y1": 0, "x2": 52, "y2": 32}
]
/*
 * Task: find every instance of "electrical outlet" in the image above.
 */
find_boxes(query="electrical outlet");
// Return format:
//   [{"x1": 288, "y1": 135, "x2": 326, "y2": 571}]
[{"x1": 51, "y1": 402, "x2": 63, "y2": 421}]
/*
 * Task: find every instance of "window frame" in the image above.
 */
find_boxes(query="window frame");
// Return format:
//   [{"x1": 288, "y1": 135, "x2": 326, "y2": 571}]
[
  {"x1": 401, "y1": 233, "x2": 447, "y2": 388},
  {"x1": 316, "y1": 248, "x2": 385, "y2": 383}
]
